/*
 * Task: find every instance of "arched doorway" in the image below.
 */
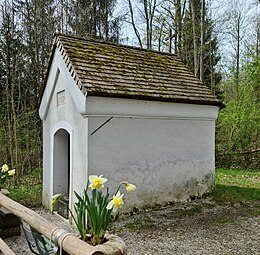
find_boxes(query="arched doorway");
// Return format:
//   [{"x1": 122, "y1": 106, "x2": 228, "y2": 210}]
[{"x1": 53, "y1": 128, "x2": 70, "y2": 218}]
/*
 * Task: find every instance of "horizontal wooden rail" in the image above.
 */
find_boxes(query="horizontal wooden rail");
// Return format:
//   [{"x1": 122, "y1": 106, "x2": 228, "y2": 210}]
[
  {"x1": 0, "y1": 238, "x2": 16, "y2": 255},
  {"x1": 0, "y1": 192, "x2": 104, "y2": 255}
]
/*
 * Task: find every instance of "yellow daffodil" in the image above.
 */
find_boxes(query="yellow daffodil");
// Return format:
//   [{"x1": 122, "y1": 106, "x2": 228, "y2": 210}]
[
  {"x1": 89, "y1": 175, "x2": 107, "y2": 190},
  {"x1": 106, "y1": 191, "x2": 124, "y2": 212},
  {"x1": 125, "y1": 183, "x2": 136, "y2": 192},
  {"x1": 120, "y1": 181, "x2": 137, "y2": 192},
  {"x1": 51, "y1": 194, "x2": 62, "y2": 206},
  {"x1": 8, "y1": 169, "x2": 15, "y2": 176},
  {"x1": 1, "y1": 164, "x2": 9, "y2": 173}
]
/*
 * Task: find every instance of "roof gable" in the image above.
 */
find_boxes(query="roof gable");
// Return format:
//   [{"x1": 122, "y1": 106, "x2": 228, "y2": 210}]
[{"x1": 43, "y1": 33, "x2": 223, "y2": 107}]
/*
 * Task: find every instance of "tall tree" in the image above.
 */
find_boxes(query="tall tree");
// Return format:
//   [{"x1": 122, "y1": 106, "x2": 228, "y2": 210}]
[
  {"x1": 142, "y1": 0, "x2": 157, "y2": 49},
  {"x1": 126, "y1": 0, "x2": 158, "y2": 49},
  {"x1": 0, "y1": 0, "x2": 58, "y2": 175},
  {"x1": 227, "y1": 6, "x2": 245, "y2": 97},
  {"x1": 0, "y1": 0, "x2": 124, "y2": 176},
  {"x1": 216, "y1": 56, "x2": 260, "y2": 168},
  {"x1": 0, "y1": 0, "x2": 24, "y2": 174},
  {"x1": 199, "y1": 0, "x2": 204, "y2": 81},
  {"x1": 151, "y1": 0, "x2": 221, "y2": 92},
  {"x1": 18, "y1": 0, "x2": 57, "y2": 103},
  {"x1": 160, "y1": 0, "x2": 187, "y2": 55},
  {"x1": 217, "y1": 0, "x2": 255, "y2": 96},
  {"x1": 127, "y1": 0, "x2": 143, "y2": 47},
  {"x1": 67, "y1": 0, "x2": 121, "y2": 42},
  {"x1": 181, "y1": 0, "x2": 222, "y2": 91},
  {"x1": 189, "y1": 0, "x2": 199, "y2": 77}
]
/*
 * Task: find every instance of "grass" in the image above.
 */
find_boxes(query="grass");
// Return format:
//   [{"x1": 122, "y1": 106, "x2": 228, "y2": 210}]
[
  {"x1": 124, "y1": 217, "x2": 156, "y2": 230},
  {"x1": 2, "y1": 167, "x2": 260, "y2": 209},
  {"x1": 5, "y1": 168, "x2": 42, "y2": 207},
  {"x1": 216, "y1": 216, "x2": 235, "y2": 224},
  {"x1": 213, "y1": 168, "x2": 260, "y2": 204}
]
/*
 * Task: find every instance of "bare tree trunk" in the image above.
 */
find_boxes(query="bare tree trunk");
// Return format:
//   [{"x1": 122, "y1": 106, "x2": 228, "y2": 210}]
[
  {"x1": 60, "y1": 0, "x2": 64, "y2": 33},
  {"x1": 199, "y1": 0, "x2": 204, "y2": 82},
  {"x1": 2, "y1": 4, "x2": 13, "y2": 165},
  {"x1": 180, "y1": 0, "x2": 187, "y2": 55},
  {"x1": 190, "y1": 0, "x2": 199, "y2": 77},
  {"x1": 143, "y1": 0, "x2": 156, "y2": 49},
  {"x1": 10, "y1": 2, "x2": 20, "y2": 176},
  {"x1": 104, "y1": 1, "x2": 109, "y2": 40},
  {"x1": 235, "y1": 12, "x2": 241, "y2": 98},
  {"x1": 256, "y1": 18, "x2": 260, "y2": 56},
  {"x1": 169, "y1": 29, "x2": 173, "y2": 53},
  {"x1": 150, "y1": 0, "x2": 157, "y2": 49},
  {"x1": 176, "y1": 0, "x2": 181, "y2": 56},
  {"x1": 209, "y1": 40, "x2": 215, "y2": 93},
  {"x1": 128, "y1": 0, "x2": 143, "y2": 48},
  {"x1": 75, "y1": 0, "x2": 80, "y2": 34},
  {"x1": 143, "y1": 0, "x2": 150, "y2": 48},
  {"x1": 157, "y1": 18, "x2": 165, "y2": 51}
]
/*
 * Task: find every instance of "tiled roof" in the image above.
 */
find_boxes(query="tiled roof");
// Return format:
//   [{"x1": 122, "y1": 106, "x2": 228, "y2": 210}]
[{"x1": 50, "y1": 33, "x2": 223, "y2": 107}]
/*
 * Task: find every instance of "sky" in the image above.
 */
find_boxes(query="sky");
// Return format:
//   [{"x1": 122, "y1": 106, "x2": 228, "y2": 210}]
[
  {"x1": 210, "y1": 0, "x2": 259, "y2": 73},
  {"x1": 116, "y1": 0, "x2": 259, "y2": 74}
]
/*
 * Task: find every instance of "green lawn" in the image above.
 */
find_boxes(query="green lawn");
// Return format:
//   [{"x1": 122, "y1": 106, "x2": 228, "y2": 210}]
[
  {"x1": 6, "y1": 168, "x2": 42, "y2": 207},
  {"x1": 213, "y1": 168, "x2": 260, "y2": 203},
  {"x1": 4, "y1": 168, "x2": 260, "y2": 208}
]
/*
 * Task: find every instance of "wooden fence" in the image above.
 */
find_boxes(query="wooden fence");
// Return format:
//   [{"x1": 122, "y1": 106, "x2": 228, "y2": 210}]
[{"x1": 0, "y1": 192, "x2": 104, "y2": 255}]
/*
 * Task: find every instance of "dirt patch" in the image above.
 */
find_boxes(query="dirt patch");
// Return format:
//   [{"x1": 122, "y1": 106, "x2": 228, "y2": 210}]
[{"x1": 111, "y1": 198, "x2": 260, "y2": 255}]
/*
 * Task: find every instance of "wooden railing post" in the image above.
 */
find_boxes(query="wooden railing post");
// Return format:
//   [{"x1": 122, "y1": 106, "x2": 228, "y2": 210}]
[{"x1": 0, "y1": 192, "x2": 104, "y2": 255}]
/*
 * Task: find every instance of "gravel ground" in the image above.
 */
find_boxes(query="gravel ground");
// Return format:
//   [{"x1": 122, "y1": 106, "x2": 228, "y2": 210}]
[{"x1": 3, "y1": 198, "x2": 260, "y2": 255}]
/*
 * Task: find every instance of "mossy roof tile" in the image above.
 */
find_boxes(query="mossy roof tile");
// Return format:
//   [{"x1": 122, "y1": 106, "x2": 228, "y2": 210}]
[{"x1": 49, "y1": 33, "x2": 223, "y2": 107}]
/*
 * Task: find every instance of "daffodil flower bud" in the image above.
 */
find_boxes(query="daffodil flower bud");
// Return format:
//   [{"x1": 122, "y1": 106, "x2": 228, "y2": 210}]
[{"x1": 125, "y1": 183, "x2": 136, "y2": 192}]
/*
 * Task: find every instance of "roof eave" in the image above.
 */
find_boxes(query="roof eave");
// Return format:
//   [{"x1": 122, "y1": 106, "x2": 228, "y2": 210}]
[{"x1": 86, "y1": 92, "x2": 225, "y2": 108}]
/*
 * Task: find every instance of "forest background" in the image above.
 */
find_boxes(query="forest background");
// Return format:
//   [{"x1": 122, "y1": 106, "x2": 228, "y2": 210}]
[{"x1": 0, "y1": 0, "x2": 259, "y2": 179}]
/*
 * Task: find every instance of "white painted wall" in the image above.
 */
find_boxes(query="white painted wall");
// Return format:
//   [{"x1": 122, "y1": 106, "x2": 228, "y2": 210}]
[
  {"x1": 86, "y1": 97, "x2": 219, "y2": 210},
  {"x1": 40, "y1": 48, "x2": 88, "y2": 210}
]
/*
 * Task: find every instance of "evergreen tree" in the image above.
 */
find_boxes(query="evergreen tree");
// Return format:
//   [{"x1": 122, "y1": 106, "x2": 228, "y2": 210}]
[
  {"x1": 18, "y1": 0, "x2": 57, "y2": 103},
  {"x1": 0, "y1": 0, "x2": 123, "y2": 175},
  {"x1": 67, "y1": 0, "x2": 121, "y2": 42},
  {"x1": 182, "y1": 0, "x2": 222, "y2": 94},
  {"x1": 152, "y1": 0, "x2": 222, "y2": 95},
  {"x1": 0, "y1": 0, "x2": 25, "y2": 173}
]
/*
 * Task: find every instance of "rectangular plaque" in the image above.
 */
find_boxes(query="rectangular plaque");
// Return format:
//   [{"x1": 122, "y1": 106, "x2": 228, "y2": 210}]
[{"x1": 57, "y1": 90, "x2": 66, "y2": 106}]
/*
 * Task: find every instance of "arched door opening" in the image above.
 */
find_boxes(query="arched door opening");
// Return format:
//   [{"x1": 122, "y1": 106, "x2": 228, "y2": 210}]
[{"x1": 53, "y1": 129, "x2": 70, "y2": 218}]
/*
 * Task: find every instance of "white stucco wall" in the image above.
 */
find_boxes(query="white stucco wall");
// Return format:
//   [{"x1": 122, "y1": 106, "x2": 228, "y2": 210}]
[
  {"x1": 40, "y1": 48, "x2": 88, "y2": 209},
  {"x1": 86, "y1": 97, "x2": 219, "y2": 210}
]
